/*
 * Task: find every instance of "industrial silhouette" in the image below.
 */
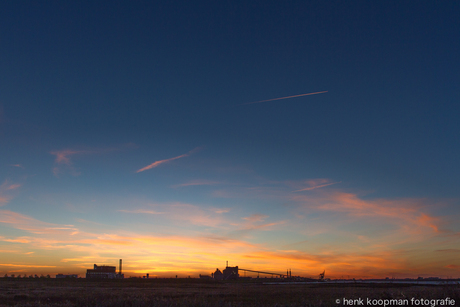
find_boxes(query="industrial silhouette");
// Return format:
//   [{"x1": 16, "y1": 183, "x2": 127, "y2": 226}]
[
  {"x1": 200, "y1": 261, "x2": 311, "y2": 281},
  {"x1": 86, "y1": 259, "x2": 124, "y2": 279}
]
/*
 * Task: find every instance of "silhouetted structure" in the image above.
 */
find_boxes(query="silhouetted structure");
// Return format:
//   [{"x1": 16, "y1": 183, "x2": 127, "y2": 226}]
[
  {"x1": 210, "y1": 261, "x2": 299, "y2": 280},
  {"x1": 223, "y1": 265, "x2": 239, "y2": 280},
  {"x1": 86, "y1": 264, "x2": 117, "y2": 279},
  {"x1": 213, "y1": 268, "x2": 223, "y2": 280},
  {"x1": 319, "y1": 270, "x2": 325, "y2": 281},
  {"x1": 86, "y1": 259, "x2": 124, "y2": 279}
]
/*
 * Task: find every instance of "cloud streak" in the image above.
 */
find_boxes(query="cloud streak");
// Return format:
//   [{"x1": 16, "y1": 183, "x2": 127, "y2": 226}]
[
  {"x1": 293, "y1": 180, "x2": 341, "y2": 192},
  {"x1": 136, "y1": 147, "x2": 200, "y2": 173},
  {"x1": 50, "y1": 149, "x2": 88, "y2": 165},
  {"x1": 50, "y1": 143, "x2": 137, "y2": 176},
  {"x1": 117, "y1": 201, "x2": 227, "y2": 228},
  {"x1": 50, "y1": 149, "x2": 97, "y2": 177},
  {"x1": 240, "y1": 91, "x2": 328, "y2": 106},
  {"x1": 0, "y1": 180, "x2": 21, "y2": 205},
  {"x1": 0, "y1": 263, "x2": 56, "y2": 268},
  {"x1": 0, "y1": 209, "x2": 78, "y2": 235},
  {"x1": 171, "y1": 179, "x2": 222, "y2": 188},
  {"x1": 117, "y1": 209, "x2": 165, "y2": 215},
  {"x1": 291, "y1": 191, "x2": 446, "y2": 237}
]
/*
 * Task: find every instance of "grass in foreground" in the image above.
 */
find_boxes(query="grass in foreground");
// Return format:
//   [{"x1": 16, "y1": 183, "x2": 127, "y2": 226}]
[{"x1": 0, "y1": 279, "x2": 458, "y2": 306}]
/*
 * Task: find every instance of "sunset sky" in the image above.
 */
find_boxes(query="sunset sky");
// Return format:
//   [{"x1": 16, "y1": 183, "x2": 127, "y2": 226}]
[{"x1": 1, "y1": 1, "x2": 459, "y2": 279}]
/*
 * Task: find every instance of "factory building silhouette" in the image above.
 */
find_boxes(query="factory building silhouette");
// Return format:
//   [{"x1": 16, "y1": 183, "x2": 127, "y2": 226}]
[
  {"x1": 209, "y1": 264, "x2": 239, "y2": 280},
  {"x1": 85, "y1": 259, "x2": 305, "y2": 280},
  {"x1": 86, "y1": 259, "x2": 124, "y2": 279},
  {"x1": 200, "y1": 261, "x2": 302, "y2": 280}
]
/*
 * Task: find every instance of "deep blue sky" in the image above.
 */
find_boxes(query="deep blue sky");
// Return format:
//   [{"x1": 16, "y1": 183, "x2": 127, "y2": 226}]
[{"x1": 1, "y1": 1, "x2": 459, "y2": 278}]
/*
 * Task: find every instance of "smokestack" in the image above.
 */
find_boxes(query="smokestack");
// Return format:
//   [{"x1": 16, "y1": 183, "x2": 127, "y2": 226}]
[
  {"x1": 119, "y1": 259, "x2": 122, "y2": 275},
  {"x1": 226, "y1": 261, "x2": 228, "y2": 268}
]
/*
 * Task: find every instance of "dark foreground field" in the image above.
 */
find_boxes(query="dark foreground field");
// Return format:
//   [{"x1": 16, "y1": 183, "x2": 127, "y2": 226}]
[{"x1": 0, "y1": 279, "x2": 459, "y2": 307}]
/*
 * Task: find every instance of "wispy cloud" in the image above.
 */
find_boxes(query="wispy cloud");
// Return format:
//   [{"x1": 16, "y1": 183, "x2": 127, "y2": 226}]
[
  {"x1": 117, "y1": 209, "x2": 165, "y2": 214},
  {"x1": 136, "y1": 147, "x2": 201, "y2": 173},
  {"x1": 0, "y1": 196, "x2": 9, "y2": 204},
  {"x1": 171, "y1": 179, "x2": 222, "y2": 188},
  {"x1": 10, "y1": 164, "x2": 24, "y2": 168},
  {"x1": 6, "y1": 184, "x2": 21, "y2": 190},
  {"x1": 445, "y1": 264, "x2": 460, "y2": 269},
  {"x1": 242, "y1": 214, "x2": 269, "y2": 223},
  {"x1": 50, "y1": 149, "x2": 91, "y2": 176},
  {"x1": 293, "y1": 179, "x2": 341, "y2": 192},
  {"x1": 211, "y1": 178, "x2": 340, "y2": 200},
  {"x1": 213, "y1": 208, "x2": 230, "y2": 214},
  {"x1": 1, "y1": 180, "x2": 21, "y2": 191},
  {"x1": 0, "y1": 180, "x2": 21, "y2": 205},
  {"x1": 50, "y1": 144, "x2": 136, "y2": 176},
  {"x1": 51, "y1": 149, "x2": 88, "y2": 164},
  {"x1": 116, "y1": 200, "x2": 235, "y2": 228},
  {"x1": 0, "y1": 263, "x2": 56, "y2": 268},
  {"x1": 1, "y1": 236, "x2": 31, "y2": 243},
  {"x1": 0, "y1": 209, "x2": 78, "y2": 235},
  {"x1": 436, "y1": 249, "x2": 460, "y2": 253},
  {"x1": 291, "y1": 191, "x2": 447, "y2": 236},
  {"x1": 209, "y1": 176, "x2": 453, "y2": 243},
  {"x1": 240, "y1": 91, "x2": 328, "y2": 106},
  {"x1": 223, "y1": 213, "x2": 286, "y2": 240}
]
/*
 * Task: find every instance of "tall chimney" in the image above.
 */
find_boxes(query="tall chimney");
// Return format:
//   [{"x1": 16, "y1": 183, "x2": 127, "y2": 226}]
[
  {"x1": 119, "y1": 259, "x2": 122, "y2": 275},
  {"x1": 226, "y1": 261, "x2": 228, "y2": 268}
]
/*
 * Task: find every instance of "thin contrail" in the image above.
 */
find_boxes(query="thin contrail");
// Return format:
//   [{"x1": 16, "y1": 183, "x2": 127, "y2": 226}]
[
  {"x1": 136, "y1": 147, "x2": 201, "y2": 173},
  {"x1": 293, "y1": 181, "x2": 341, "y2": 192},
  {"x1": 240, "y1": 91, "x2": 328, "y2": 106}
]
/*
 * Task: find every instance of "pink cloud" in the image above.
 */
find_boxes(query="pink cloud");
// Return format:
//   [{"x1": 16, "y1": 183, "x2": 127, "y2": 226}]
[
  {"x1": 136, "y1": 147, "x2": 201, "y2": 173},
  {"x1": 0, "y1": 209, "x2": 78, "y2": 235},
  {"x1": 50, "y1": 149, "x2": 90, "y2": 176},
  {"x1": 1, "y1": 180, "x2": 20, "y2": 190},
  {"x1": 213, "y1": 208, "x2": 230, "y2": 214},
  {"x1": 171, "y1": 179, "x2": 222, "y2": 188},
  {"x1": 117, "y1": 201, "x2": 225, "y2": 227},
  {"x1": 0, "y1": 181, "x2": 21, "y2": 205},
  {"x1": 50, "y1": 144, "x2": 137, "y2": 176},
  {"x1": 242, "y1": 214, "x2": 268, "y2": 223},
  {"x1": 292, "y1": 179, "x2": 341, "y2": 192},
  {"x1": 50, "y1": 149, "x2": 87, "y2": 165},
  {"x1": 292, "y1": 191, "x2": 445, "y2": 235},
  {"x1": 117, "y1": 209, "x2": 165, "y2": 214},
  {"x1": 417, "y1": 213, "x2": 440, "y2": 233},
  {"x1": 222, "y1": 213, "x2": 285, "y2": 240},
  {"x1": 445, "y1": 264, "x2": 460, "y2": 269},
  {"x1": 6, "y1": 184, "x2": 21, "y2": 190},
  {"x1": 1, "y1": 237, "x2": 31, "y2": 243}
]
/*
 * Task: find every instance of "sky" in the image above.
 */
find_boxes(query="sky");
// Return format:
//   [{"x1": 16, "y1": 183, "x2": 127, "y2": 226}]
[{"x1": 1, "y1": 1, "x2": 459, "y2": 279}]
